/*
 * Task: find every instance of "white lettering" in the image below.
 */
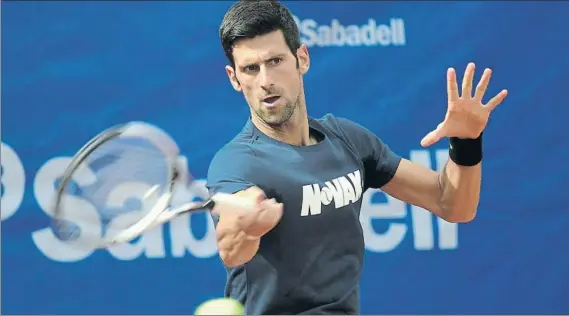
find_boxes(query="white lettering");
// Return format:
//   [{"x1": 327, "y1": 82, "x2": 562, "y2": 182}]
[
  {"x1": 301, "y1": 183, "x2": 322, "y2": 216},
  {"x1": 347, "y1": 170, "x2": 363, "y2": 200},
  {"x1": 338, "y1": 176, "x2": 356, "y2": 205},
  {"x1": 324, "y1": 179, "x2": 343, "y2": 207},
  {"x1": 294, "y1": 16, "x2": 406, "y2": 48},
  {"x1": 1, "y1": 142, "x2": 26, "y2": 221},
  {"x1": 301, "y1": 170, "x2": 363, "y2": 216}
]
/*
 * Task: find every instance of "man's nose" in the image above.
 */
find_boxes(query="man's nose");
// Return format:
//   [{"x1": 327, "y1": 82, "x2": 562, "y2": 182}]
[{"x1": 259, "y1": 67, "x2": 274, "y2": 92}]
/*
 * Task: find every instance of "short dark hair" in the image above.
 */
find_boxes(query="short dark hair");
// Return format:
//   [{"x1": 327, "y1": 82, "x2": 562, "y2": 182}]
[{"x1": 219, "y1": 0, "x2": 302, "y2": 67}]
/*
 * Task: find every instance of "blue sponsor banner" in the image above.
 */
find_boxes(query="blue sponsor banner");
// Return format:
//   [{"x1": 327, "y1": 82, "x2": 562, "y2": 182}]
[{"x1": 2, "y1": 1, "x2": 568, "y2": 314}]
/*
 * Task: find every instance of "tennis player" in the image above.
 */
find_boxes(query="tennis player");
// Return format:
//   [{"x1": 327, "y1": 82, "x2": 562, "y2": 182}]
[{"x1": 206, "y1": 1, "x2": 508, "y2": 314}]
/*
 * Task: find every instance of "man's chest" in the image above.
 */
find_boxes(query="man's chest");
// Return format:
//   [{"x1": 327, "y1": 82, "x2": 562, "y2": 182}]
[{"x1": 252, "y1": 139, "x2": 365, "y2": 231}]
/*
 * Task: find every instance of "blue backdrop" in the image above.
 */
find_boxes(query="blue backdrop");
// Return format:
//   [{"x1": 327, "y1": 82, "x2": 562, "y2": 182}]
[{"x1": 2, "y1": 1, "x2": 569, "y2": 314}]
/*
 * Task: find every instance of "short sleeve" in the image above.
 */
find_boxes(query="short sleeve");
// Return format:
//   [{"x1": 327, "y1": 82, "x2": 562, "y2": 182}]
[
  {"x1": 206, "y1": 144, "x2": 257, "y2": 196},
  {"x1": 335, "y1": 117, "x2": 402, "y2": 190}
]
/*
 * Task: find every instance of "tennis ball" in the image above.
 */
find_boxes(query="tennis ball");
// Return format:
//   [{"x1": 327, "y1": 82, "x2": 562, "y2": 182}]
[{"x1": 194, "y1": 297, "x2": 245, "y2": 315}]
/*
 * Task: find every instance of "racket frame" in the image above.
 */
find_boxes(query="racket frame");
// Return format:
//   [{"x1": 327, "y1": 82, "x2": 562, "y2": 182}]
[{"x1": 52, "y1": 122, "x2": 181, "y2": 248}]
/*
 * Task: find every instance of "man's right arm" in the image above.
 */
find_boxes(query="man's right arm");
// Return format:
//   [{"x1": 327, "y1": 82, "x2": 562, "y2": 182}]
[
  {"x1": 214, "y1": 186, "x2": 282, "y2": 267},
  {"x1": 206, "y1": 145, "x2": 283, "y2": 267}
]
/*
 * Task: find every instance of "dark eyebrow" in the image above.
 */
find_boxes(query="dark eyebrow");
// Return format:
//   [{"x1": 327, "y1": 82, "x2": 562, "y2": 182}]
[
  {"x1": 239, "y1": 62, "x2": 258, "y2": 72},
  {"x1": 264, "y1": 54, "x2": 286, "y2": 62},
  {"x1": 240, "y1": 54, "x2": 288, "y2": 70}
]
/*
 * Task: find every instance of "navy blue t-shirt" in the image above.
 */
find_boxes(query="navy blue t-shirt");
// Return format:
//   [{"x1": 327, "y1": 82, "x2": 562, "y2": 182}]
[{"x1": 206, "y1": 113, "x2": 401, "y2": 315}]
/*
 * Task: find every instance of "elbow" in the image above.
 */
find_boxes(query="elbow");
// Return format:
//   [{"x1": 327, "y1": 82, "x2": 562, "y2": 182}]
[
  {"x1": 442, "y1": 211, "x2": 476, "y2": 223},
  {"x1": 439, "y1": 201, "x2": 478, "y2": 224},
  {"x1": 219, "y1": 250, "x2": 250, "y2": 268},
  {"x1": 219, "y1": 246, "x2": 257, "y2": 267},
  {"x1": 439, "y1": 202, "x2": 478, "y2": 223}
]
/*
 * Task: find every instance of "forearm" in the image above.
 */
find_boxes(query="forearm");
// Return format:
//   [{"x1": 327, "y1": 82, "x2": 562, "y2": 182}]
[
  {"x1": 438, "y1": 134, "x2": 483, "y2": 222},
  {"x1": 438, "y1": 160, "x2": 481, "y2": 222},
  {"x1": 217, "y1": 227, "x2": 260, "y2": 267}
]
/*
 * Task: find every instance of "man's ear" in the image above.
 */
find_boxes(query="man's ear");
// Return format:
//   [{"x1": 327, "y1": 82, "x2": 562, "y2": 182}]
[
  {"x1": 297, "y1": 44, "x2": 310, "y2": 75},
  {"x1": 225, "y1": 65, "x2": 242, "y2": 92}
]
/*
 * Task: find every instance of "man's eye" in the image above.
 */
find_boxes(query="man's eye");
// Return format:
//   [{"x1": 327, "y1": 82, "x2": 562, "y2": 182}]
[
  {"x1": 245, "y1": 65, "x2": 259, "y2": 72},
  {"x1": 269, "y1": 58, "x2": 282, "y2": 65}
]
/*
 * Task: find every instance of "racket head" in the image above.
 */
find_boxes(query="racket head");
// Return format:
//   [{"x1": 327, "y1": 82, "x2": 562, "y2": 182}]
[{"x1": 52, "y1": 121, "x2": 183, "y2": 249}]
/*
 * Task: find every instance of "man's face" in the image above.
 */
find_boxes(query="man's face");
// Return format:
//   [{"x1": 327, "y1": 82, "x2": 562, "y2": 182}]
[{"x1": 226, "y1": 30, "x2": 309, "y2": 126}]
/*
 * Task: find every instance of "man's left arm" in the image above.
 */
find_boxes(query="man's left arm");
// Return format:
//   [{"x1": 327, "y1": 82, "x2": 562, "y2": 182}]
[
  {"x1": 378, "y1": 63, "x2": 507, "y2": 223},
  {"x1": 381, "y1": 135, "x2": 483, "y2": 223}
]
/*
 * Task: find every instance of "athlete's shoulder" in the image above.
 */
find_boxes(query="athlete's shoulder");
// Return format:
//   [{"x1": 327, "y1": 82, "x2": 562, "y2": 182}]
[
  {"x1": 209, "y1": 123, "x2": 258, "y2": 170},
  {"x1": 206, "y1": 122, "x2": 260, "y2": 194}
]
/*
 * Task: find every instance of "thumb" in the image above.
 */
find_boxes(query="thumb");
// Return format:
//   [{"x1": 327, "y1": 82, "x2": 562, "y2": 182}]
[{"x1": 420, "y1": 123, "x2": 445, "y2": 147}]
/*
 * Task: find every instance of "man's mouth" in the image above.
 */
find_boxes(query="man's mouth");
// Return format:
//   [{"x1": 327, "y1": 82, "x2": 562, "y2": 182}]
[{"x1": 263, "y1": 96, "x2": 281, "y2": 104}]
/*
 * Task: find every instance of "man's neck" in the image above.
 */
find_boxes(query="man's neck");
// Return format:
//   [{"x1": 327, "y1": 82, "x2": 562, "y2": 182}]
[{"x1": 252, "y1": 108, "x2": 314, "y2": 146}]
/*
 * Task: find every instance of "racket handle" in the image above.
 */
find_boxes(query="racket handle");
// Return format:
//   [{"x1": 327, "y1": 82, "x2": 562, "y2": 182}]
[{"x1": 210, "y1": 193, "x2": 256, "y2": 212}]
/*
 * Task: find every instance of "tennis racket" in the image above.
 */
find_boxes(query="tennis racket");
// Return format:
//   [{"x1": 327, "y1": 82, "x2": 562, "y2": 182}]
[{"x1": 52, "y1": 121, "x2": 254, "y2": 249}]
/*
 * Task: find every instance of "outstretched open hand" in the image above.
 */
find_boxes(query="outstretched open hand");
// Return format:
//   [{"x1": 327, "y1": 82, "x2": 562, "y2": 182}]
[{"x1": 421, "y1": 63, "x2": 508, "y2": 147}]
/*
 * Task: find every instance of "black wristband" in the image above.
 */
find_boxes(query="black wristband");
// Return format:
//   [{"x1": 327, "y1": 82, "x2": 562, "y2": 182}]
[{"x1": 449, "y1": 133, "x2": 483, "y2": 166}]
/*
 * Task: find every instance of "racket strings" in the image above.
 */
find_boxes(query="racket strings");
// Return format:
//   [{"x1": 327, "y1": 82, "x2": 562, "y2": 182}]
[{"x1": 57, "y1": 135, "x2": 174, "y2": 243}]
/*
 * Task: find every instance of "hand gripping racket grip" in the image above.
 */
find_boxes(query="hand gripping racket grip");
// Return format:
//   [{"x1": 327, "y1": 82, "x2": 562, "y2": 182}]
[{"x1": 209, "y1": 192, "x2": 257, "y2": 212}]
